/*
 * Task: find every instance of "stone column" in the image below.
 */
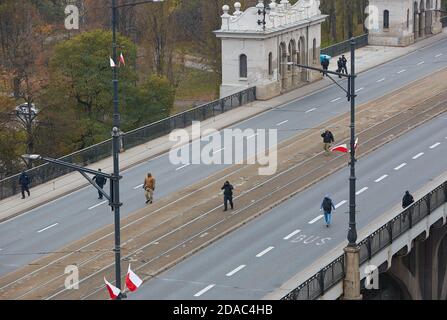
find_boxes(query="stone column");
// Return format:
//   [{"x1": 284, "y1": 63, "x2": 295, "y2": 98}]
[
  {"x1": 420, "y1": 12, "x2": 426, "y2": 37},
  {"x1": 414, "y1": 13, "x2": 419, "y2": 39},
  {"x1": 342, "y1": 246, "x2": 363, "y2": 300}
]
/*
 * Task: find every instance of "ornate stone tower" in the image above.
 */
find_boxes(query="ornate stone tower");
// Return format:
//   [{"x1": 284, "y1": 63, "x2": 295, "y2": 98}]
[
  {"x1": 368, "y1": 0, "x2": 442, "y2": 47},
  {"x1": 214, "y1": 0, "x2": 327, "y2": 100}
]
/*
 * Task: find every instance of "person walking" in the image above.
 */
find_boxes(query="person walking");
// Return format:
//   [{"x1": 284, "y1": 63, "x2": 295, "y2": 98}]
[
  {"x1": 402, "y1": 191, "x2": 414, "y2": 208},
  {"x1": 321, "y1": 57, "x2": 329, "y2": 76},
  {"x1": 321, "y1": 129, "x2": 335, "y2": 155},
  {"x1": 341, "y1": 55, "x2": 348, "y2": 74},
  {"x1": 92, "y1": 169, "x2": 107, "y2": 200},
  {"x1": 336, "y1": 57, "x2": 343, "y2": 78},
  {"x1": 221, "y1": 181, "x2": 234, "y2": 211},
  {"x1": 143, "y1": 173, "x2": 156, "y2": 204},
  {"x1": 320, "y1": 195, "x2": 336, "y2": 227},
  {"x1": 19, "y1": 171, "x2": 31, "y2": 199}
]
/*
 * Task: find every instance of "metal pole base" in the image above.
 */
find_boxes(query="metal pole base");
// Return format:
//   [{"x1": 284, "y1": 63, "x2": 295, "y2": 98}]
[{"x1": 341, "y1": 246, "x2": 363, "y2": 300}]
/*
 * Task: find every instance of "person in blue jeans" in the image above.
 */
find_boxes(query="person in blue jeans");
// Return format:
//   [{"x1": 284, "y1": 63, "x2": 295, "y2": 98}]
[{"x1": 320, "y1": 195, "x2": 336, "y2": 227}]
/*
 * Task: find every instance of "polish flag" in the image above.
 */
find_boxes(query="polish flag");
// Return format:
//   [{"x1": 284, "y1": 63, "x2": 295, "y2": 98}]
[
  {"x1": 104, "y1": 277, "x2": 121, "y2": 299},
  {"x1": 110, "y1": 57, "x2": 116, "y2": 68},
  {"x1": 354, "y1": 137, "x2": 359, "y2": 150},
  {"x1": 119, "y1": 52, "x2": 126, "y2": 66},
  {"x1": 331, "y1": 144, "x2": 349, "y2": 153},
  {"x1": 125, "y1": 264, "x2": 143, "y2": 292}
]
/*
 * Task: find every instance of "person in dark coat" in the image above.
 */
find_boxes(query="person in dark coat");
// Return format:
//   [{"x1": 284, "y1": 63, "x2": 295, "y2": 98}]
[
  {"x1": 337, "y1": 58, "x2": 343, "y2": 78},
  {"x1": 19, "y1": 171, "x2": 31, "y2": 199},
  {"x1": 321, "y1": 58, "x2": 329, "y2": 76},
  {"x1": 402, "y1": 191, "x2": 414, "y2": 208},
  {"x1": 221, "y1": 181, "x2": 234, "y2": 211},
  {"x1": 341, "y1": 55, "x2": 348, "y2": 74},
  {"x1": 321, "y1": 130, "x2": 335, "y2": 155},
  {"x1": 92, "y1": 169, "x2": 107, "y2": 200},
  {"x1": 320, "y1": 195, "x2": 336, "y2": 227}
]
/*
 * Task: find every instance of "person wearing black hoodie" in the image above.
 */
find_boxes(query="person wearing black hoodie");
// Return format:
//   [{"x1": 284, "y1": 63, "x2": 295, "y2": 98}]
[
  {"x1": 402, "y1": 191, "x2": 414, "y2": 208},
  {"x1": 221, "y1": 181, "x2": 234, "y2": 211}
]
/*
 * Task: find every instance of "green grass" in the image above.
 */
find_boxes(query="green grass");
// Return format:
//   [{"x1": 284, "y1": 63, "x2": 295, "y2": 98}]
[{"x1": 175, "y1": 67, "x2": 219, "y2": 101}]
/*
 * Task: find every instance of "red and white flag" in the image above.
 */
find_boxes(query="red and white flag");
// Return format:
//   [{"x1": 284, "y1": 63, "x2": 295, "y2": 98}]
[
  {"x1": 104, "y1": 277, "x2": 121, "y2": 299},
  {"x1": 110, "y1": 57, "x2": 116, "y2": 68},
  {"x1": 331, "y1": 144, "x2": 349, "y2": 153},
  {"x1": 354, "y1": 137, "x2": 359, "y2": 150},
  {"x1": 119, "y1": 52, "x2": 126, "y2": 67},
  {"x1": 125, "y1": 264, "x2": 143, "y2": 292}
]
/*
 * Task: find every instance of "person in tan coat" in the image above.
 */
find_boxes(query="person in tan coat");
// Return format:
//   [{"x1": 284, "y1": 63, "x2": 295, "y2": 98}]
[{"x1": 143, "y1": 173, "x2": 156, "y2": 204}]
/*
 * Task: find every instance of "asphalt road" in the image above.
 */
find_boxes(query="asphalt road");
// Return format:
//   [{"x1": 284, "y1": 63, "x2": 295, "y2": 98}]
[
  {"x1": 130, "y1": 112, "x2": 447, "y2": 300},
  {"x1": 1, "y1": 37, "x2": 447, "y2": 277}
]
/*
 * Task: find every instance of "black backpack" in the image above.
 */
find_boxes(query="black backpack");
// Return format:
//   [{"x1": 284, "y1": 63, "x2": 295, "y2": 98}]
[{"x1": 322, "y1": 198, "x2": 332, "y2": 211}]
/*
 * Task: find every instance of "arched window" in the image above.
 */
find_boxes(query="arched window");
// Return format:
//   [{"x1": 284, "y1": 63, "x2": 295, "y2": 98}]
[
  {"x1": 407, "y1": 9, "x2": 410, "y2": 29},
  {"x1": 313, "y1": 38, "x2": 317, "y2": 63},
  {"x1": 239, "y1": 54, "x2": 247, "y2": 78},
  {"x1": 268, "y1": 52, "x2": 273, "y2": 75},
  {"x1": 384, "y1": 10, "x2": 390, "y2": 29}
]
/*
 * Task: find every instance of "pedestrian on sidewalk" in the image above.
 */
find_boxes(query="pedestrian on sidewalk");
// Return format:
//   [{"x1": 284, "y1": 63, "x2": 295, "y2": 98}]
[
  {"x1": 221, "y1": 181, "x2": 234, "y2": 211},
  {"x1": 337, "y1": 58, "x2": 343, "y2": 78},
  {"x1": 321, "y1": 57, "x2": 329, "y2": 76},
  {"x1": 143, "y1": 173, "x2": 156, "y2": 204},
  {"x1": 19, "y1": 171, "x2": 31, "y2": 199},
  {"x1": 320, "y1": 195, "x2": 336, "y2": 227},
  {"x1": 92, "y1": 169, "x2": 107, "y2": 200},
  {"x1": 402, "y1": 190, "x2": 414, "y2": 208},
  {"x1": 341, "y1": 55, "x2": 348, "y2": 74},
  {"x1": 321, "y1": 129, "x2": 335, "y2": 155}
]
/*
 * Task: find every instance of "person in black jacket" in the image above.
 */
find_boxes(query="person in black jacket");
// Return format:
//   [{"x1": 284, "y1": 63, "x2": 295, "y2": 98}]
[
  {"x1": 19, "y1": 171, "x2": 31, "y2": 199},
  {"x1": 221, "y1": 181, "x2": 234, "y2": 211},
  {"x1": 341, "y1": 55, "x2": 348, "y2": 74},
  {"x1": 321, "y1": 57, "x2": 329, "y2": 76},
  {"x1": 92, "y1": 169, "x2": 107, "y2": 200},
  {"x1": 336, "y1": 58, "x2": 343, "y2": 78},
  {"x1": 321, "y1": 130, "x2": 335, "y2": 155},
  {"x1": 402, "y1": 191, "x2": 414, "y2": 208}
]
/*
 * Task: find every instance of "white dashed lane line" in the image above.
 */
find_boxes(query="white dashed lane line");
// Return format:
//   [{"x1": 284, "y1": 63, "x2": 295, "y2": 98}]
[
  {"x1": 194, "y1": 284, "x2": 215, "y2": 297},
  {"x1": 335, "y1": 200, "x2": 347, "y2": 208},
  {"x1": 283, "y1": 230, "x2": 301, "y2": 240},
  {"x1": 397, "y1": 69, "x2": 407, "y2": 74},
  {"x1": 356, "y1": 187, "x2": 368, "y2": 195},
  {"x1": 226, "y1": 265, "x2": 246, "y2": 277},
  {"x1": 435, "y1": 53, "x2": 443, "y2": 58},
  {"x1": 375, "y1": 174, "x2": 388, "y2": 183},
  {"x1": 247, "y1": 134, "x2": 258, "y2": 139},
  {"x1": 308, "y1": 215, "x2": 324, "y2": 224},
  {"x1": 417, "y1": 61, "x2": 425, "y2": 66},
  {"x1": 430, "y1": 142, "x2": 441, "y2": 149},
  {"x1": 305, "y1": 108, "x2": 317, "y2": 113},
  {"x1": 276, "y1": 120, "x2": 289, "y2": 126},
  {"x1": 37, "y1": 223, "x2": 59, "y2": 233},
  {"x1": 176, "y1": 163, "x2": 191, "y2": 171},
  {"x1": 88, "y1": 201, "x2": 107, "y2": 210},
  {"x1": 412, "y1": 152, "x2": 424, "y2": 160},
  {"x1": 331, "y1": 97, "x2": 341, "y2": 103},
  {"x1": 133, "y1": 184, "x2": 144, "y2": 190},
  {"x1": 376, "y1": 78, "x2": 386, "y2": 83},
  {"x1": 394, "y1": 163, "x2": 407, "y2": 170},
  {"x1": 355, "y1": 87, "x2": 364, "y2": 93},
  {"x1": 256, "y1": 246, "x2": 274, "y2": 258},
  {"x1": 213, "y1": 148, "x2": 225, "y2": 154}
]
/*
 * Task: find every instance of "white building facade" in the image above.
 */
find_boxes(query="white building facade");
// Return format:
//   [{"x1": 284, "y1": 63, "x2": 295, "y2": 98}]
[
  {"x1": 214, "y1": 0, "x2": 327, "y2": 100},
  {"x1": 368, "y1": 0, "x2": 443, "y2": 46}
]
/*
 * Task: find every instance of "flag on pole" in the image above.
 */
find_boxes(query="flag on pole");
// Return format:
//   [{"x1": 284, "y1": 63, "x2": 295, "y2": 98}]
[
  {"x1": 110, "y1": 57, "x2": 116, "y2": 68},
  {"x1": 125, "y1": 264, "x2": 143, "y2": 292},
  {"x1": 119, "y1": 52, "x2": 126, "y2": 67},
  {"x1": 331, "y1": 144, "x2": 349, "y2": 153},
  {"x1": 104, "y1": 277, "x2": 121, "y2": 299},
  {"x1": 354, "y1": 137, "x2": 359, "y2": 150}
]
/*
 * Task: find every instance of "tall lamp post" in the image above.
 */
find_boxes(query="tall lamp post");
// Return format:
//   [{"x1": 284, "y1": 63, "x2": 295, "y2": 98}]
[
  {"x1": 292, "y1": 38, "x2": 362, "y2": 299},
  {"x1": 15, "y1": 102, "x2": 39, "y2": 168}
]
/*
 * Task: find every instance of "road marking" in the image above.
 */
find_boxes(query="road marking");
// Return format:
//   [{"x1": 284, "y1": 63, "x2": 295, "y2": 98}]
[
  {"x1": 356, "y1": 187, "x2": 368, "y2": 195},
  {"x1": 435, "y1": 53, "x2": 443, "y2": 58},
  {"x1": 305, "y1": 107, "x2": 317, "y2": 113},
  {"x1": 276, "y1": 120, "x2": 289, "y2": 126},
  {"x1": 247, "y1": 134, "x2": 258, "y2": 139},
  {"x1": 37, "y1": 223, "x2": 59, "y2": 233},
  {"x1": 335, "y1": 200, "x2": 347, "y2": 209},
  {"x1": 308, "y1": 215, "x2": 324, "y2": 224},
  {"x1": 397, "y1": 69, "x2": 406, "y2": 74},
  {"x1": 226, "y1": 265, "x2": 246, "y2": 277},
  {"x1": 283, "y1": 229, "x2": 301, "y2": 240},
  {"x1": 430, "y1": 142, "x2": 441, "y2": 149},
  {"x1": 375, "y1": 174, "x2": 388, "y2": 183},
  {"x1": 394, "y1": 163, "x2": 407, "y2": 170},
  {"x1": 133, "y1": 184, "x2": 144, "y2": 190},
  {"x1": 176, "y1": 163, "x2": 190, "y2": 171},
  {"x1": 330, "y1": 97, "x2": 341, "y2": 103},
  {"x1": 355, "y1": 87, "x2": 364, "y2": 92},
  {"x1": 194, "y1": 284, "x2": 215, "y2": 297},
  {"x1": 412, "y1": 152, "x2": 424, "y2": 160},
  {"x1": 376, "y1": 78, "x2": 386, "y2": 83},
  {"x1": 256, "y1": 246, "x2": 274, "y2": 258},
  {"x1": 199, "y1": 232, "x2": 208, "y2": 238},
  {"x1": 88, "y1": 201, "x2": 107, "y2": 210},
  {"x1": 417, "y1": 61, "x2": 425, "y2": 66},
  {"x1": 213, "y1": 148, "x2": 225, "y2": 154}
]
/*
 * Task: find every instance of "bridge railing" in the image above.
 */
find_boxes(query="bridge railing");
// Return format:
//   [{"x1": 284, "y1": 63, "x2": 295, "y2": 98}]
[
  {"x1": 0, "y1": 87, "x2": 256, "y2": 200},
  {"x1": 321, "y1": 34, "x2": 369, "y2": 58},
  {"x1": 282, "y1": 180, "x2": 447, "y2": 300}
]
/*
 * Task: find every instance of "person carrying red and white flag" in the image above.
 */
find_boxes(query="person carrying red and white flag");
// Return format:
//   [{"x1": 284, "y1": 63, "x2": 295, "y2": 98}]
[
  {"x1": 104, "y1": 277, "x2": 121, "y2": 299},
  {"x1": 125, "y1": 264, "x2": 143, "y2": 292}
]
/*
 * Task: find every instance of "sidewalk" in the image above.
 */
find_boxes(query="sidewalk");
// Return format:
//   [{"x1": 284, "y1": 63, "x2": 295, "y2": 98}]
[{"x1": 1, "y1": 30, "x2": 447, "y2": 222}]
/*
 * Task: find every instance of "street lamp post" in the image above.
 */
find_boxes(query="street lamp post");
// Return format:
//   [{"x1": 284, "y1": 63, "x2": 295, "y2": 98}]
[
  {"x1": 15, "y1": 103, "x2": 39, "y2": 168},
  {"x1": 292, "y1": 38, "x2": 361, "y2": 299},
  {"x1": 257, "y1": 0, "x2": 271, "y2": 30}
]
